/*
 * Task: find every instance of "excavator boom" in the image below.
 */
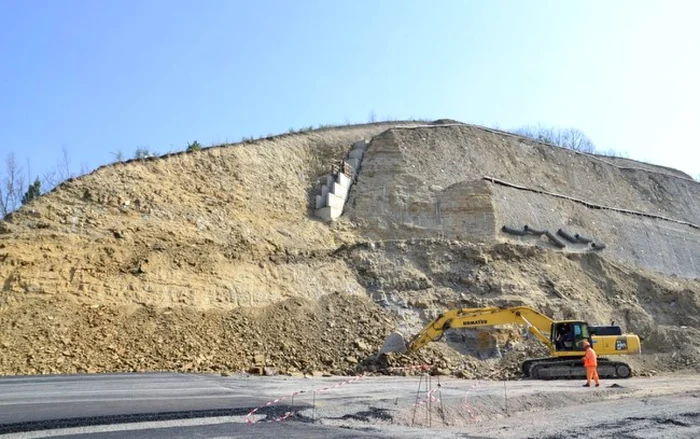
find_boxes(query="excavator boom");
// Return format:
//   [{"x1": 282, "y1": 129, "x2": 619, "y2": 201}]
[{"x1": 380, "y1": 306, "x2": 555, "y2": 354}]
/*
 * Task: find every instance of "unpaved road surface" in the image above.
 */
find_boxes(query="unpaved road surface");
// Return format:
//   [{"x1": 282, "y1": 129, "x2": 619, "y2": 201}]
[{"x1": 1, "y1": 373, "x2": 699, "y2": 438}]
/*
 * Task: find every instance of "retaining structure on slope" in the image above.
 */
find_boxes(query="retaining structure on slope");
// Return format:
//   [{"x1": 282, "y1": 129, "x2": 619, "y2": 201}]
[{"x1": 315, "y1": 140, "x2": 367, "y2": 221}]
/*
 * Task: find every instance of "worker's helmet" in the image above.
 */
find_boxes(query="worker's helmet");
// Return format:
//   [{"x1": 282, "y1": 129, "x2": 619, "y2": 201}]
[{"x1": 583, "y1": 340, "x2": 590, "y2": 347}]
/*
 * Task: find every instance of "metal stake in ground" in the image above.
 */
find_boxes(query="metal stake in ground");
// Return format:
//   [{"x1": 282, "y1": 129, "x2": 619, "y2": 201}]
[
  {"x1": 428, "y1": 374, "x2": 432, "y2": 428},
  {"x1": 312, "y1": 390, "x2": 316, "y2": 422},
  {"x1": 438, "y1": 376, "x2": 446, "y2": 426},
  {"x1": 412, "y1": 373, "x2": 424, "y2": 426}
]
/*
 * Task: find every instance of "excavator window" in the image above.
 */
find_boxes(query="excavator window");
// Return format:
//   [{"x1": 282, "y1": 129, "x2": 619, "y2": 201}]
[
  {"x1": 572, "y1": 322, "x2": 590, "y2": 351},
  {"x1": 589, "y1": 325, "x2": 623, "y2": 336},
  {"x1": 554, "y1": 322, "x2": 589, "y2": 351}
]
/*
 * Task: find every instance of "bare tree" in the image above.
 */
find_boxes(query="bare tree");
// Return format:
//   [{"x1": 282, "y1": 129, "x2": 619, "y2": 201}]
[
  {"x1": 0, "y1": 153, "x2": 26, "y2": 217},
  {"x1": 39, "y1": 146, "x2": 79, "y2": 192},
  {"x1": 56, "y1": 145, "x2": 74, "y2": 183},
  {"x1": 110, "y1": 150, "x2": 125, "y2": 163},
  {"x1": 0, "y1": 147, "x2": 94, "y2": 215},
  {"x1": 26, "y1": 157, "x2": 32, "y2": 187},
  {"x1": 559, "y1": 128, "x2": 596, "y2": 153},
  {"x1": 368, "y1": 110, "x2": 377, "y2": 123},
  {"x1": 41, "y1": 169, "x2": 58, "y2": 193},
  {"x1": 511, "y1": 125, "x2": 596, "y2": 153}
]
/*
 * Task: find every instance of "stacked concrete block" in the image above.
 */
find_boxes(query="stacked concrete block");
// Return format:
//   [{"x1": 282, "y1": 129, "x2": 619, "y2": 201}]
[
  {"x1": 337, "y1": 172, "x2": 353, "y2": 188},
  {"x1": 348, "y1": 149, "x2": 364, "y2": 159},
  {"x1": 345, "y1": 157, "x2": 361, "y2": 171},
  {"x1": 315, "y1": 140, "x2": 368, "y2": 221},
  {"x1": 352, "y1": 140, "x2": 367, "y2": 152}
]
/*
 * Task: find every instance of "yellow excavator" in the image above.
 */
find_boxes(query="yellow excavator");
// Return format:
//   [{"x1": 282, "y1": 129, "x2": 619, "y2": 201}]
[{"x1": 379, "y1": 306, "x2": 642, "y2": 379}]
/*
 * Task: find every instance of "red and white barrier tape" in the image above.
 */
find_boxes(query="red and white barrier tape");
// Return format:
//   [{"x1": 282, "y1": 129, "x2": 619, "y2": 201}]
[
  {"x1": 315, "y1": 373, "x2": 366, "y2": 393},
  {"x1": 413, "y1": 387, "x2": 440, "y2": 407},
  {"x1": 246, "y1": 374, "x2": 367, "y2": 424},
  {"x1": 272, "y1": 411, "x2": 295, "y2": 422},
  {"x1": 246, "y1": 391, "x2": 301, "y2": 424},
  {"x1": 463, "y1": 380, "x2": 481, "y2": 422}
]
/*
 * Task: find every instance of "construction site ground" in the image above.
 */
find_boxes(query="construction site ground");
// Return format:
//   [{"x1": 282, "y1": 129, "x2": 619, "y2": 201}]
[
  {"x1": 1, "y1": 372, "x2": 698, "y2": 438},
  {"x1": 244, "y1": 373, "x2": 700, "y2": 439}
]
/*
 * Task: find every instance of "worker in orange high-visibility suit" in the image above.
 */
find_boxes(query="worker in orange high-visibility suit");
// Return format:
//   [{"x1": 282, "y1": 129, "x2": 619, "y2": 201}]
[{"x1": 582, "y1": 340, "x2": 600, "y2": 387}]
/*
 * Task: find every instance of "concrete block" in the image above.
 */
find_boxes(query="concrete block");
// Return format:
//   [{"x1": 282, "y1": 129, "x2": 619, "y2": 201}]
[
  {"x1": 331, "y1": 181, "x2": 348, "y2": 198},
  {"x1": 315, "y1": 194, "x2": 324, "y2": 209},
  {"x1": 337, "y1": 173, "x2": 353, "y2": 189},
  {"x1": 348, "y1": 149, "x2": 364, "y2": 160},
  {"x1": 346, "y1": 158, "x2": 361, "y2": 171},
  {"x1": 327, "y1": 192, "x2": 345, "y2": 209},
  {"x1": 316, "y1": 207, "x2": 332, "y2": 221},
  {"x1": 325, "y1": 175, "x2": 335, "y2": 187},
  {"x1": 316, "y1": 206, "x2": 343, "y2": 221},
  {"x1": 321, "y1": 185, "x2": 329, "y2": 199}
]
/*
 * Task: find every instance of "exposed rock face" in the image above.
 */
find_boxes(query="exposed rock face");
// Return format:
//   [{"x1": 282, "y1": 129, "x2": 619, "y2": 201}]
[
  {"x1": 0, "y1": 121, "x2": 698, "y2": 378},
  {"x1": 346, "y1": 125, "x2": 700, "y2": 277}
]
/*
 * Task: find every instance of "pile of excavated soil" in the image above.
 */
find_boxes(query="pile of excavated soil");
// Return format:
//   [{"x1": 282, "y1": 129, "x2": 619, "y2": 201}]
[
  {"x1": 365, "y1": 338, "x2": 551, "y2": 380},
  {"x1": 1, "y1": 122, "x2": 699, "y2": 379},
  {"x1": 2, "y1": 241, "x2": 697, "y2": 378},
  {"x1": 0, "y1": 292, "x2": 393, "y2": 376}
]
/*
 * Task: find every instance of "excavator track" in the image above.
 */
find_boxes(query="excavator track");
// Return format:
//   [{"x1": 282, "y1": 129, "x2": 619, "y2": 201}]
[{"x1": 523, "y1": 357, "x2": 632, "y2": 380}]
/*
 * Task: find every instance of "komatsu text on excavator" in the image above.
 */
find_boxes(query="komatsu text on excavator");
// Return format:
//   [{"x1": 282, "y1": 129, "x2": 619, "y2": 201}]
[{"x1": 379, "y1": 306, "x2": 642, "y2": 379}]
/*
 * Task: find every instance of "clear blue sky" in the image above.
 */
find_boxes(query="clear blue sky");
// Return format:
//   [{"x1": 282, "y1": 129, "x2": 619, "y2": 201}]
[{"x1": 1, "y1": 0, "x2": 698, "y2": 182}]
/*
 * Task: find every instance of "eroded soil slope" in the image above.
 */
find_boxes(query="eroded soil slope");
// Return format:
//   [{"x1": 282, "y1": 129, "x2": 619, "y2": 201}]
[
  {"x1": 1, "y1": 122, "x2": 699, "y2": 377},
  {"x1": 1, "y1": 123, "x2": 412, "y2": 309}
]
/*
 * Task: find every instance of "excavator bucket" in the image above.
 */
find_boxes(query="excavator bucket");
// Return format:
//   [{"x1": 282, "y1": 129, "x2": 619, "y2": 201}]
[{"x1": 379, "y1": 332, "x2": 409, "y2": 355}]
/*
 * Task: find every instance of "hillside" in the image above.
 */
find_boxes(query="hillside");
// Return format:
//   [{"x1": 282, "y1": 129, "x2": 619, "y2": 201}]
[{"x1": 1, "y1": 121, "x2": 698, "y2": 377}]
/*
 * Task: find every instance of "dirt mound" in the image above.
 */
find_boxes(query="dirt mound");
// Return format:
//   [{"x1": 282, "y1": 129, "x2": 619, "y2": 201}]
[
  {"x1": 1, "y1": 122, "x2": 699, "y2": 379},
  {"x1": 365, "y1": 337, "x2": 550, "y2": 380},
  {"x1": 0, "y1": 292, "x2": 393, "y2": 376}
]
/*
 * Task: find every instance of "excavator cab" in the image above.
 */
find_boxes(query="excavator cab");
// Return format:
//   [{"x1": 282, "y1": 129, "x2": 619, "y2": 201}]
[{"x1": 552, "y1": 321, "x2": 590, "y2": 352}]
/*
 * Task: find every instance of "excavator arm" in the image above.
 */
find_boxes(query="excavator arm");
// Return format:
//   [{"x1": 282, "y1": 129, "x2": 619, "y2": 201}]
[{"x1": 381, "y1": 306, "x2": 556, "y2": 354}]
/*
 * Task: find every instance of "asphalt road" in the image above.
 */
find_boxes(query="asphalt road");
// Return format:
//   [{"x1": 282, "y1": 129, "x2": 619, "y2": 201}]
[
  {"x1": 4, "y1": 419, "x2": 397, "y2": 439},
  {"x1": 0, "y1": 373, "x2": 252, "y2": 425},
  {"x1": 0, "y1": 373, "x2": 468, "y2": 438},
  {"x1": 2, "y1": 372, "x2": 699, "y2": 438},
  {"x1": 1, "y1": 373, "x2": 318, "y2": 438}
]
